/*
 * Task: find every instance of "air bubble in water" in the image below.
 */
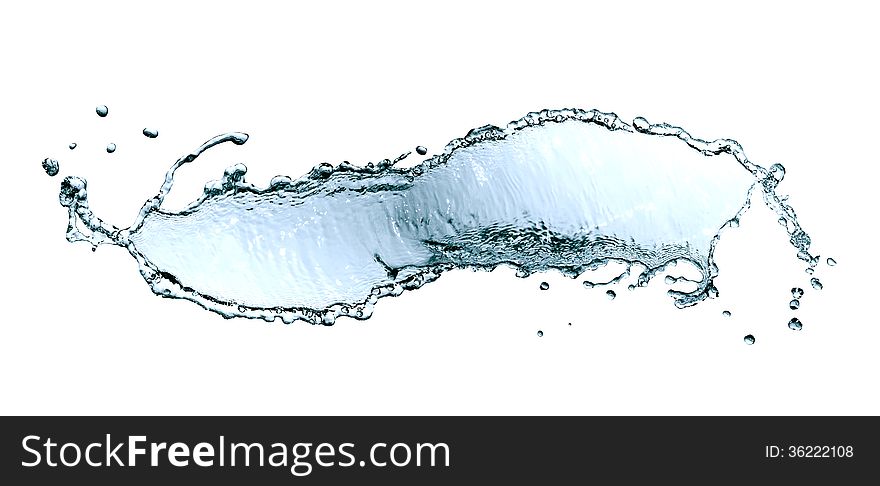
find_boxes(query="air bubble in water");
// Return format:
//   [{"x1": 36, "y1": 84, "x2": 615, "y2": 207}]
[
  {"x1": 744, "y1": 334, "x2": 755, "y2": 345},
  {"x1": 416, "y1": 146, "x2": 428, "y2": 155},
  {"x1": 96, "y1": 105, "x2": 108, "y2": 117},
  {"x1": 606, "y1": 290, "x2": 616, "y2": 300},
  {"x1": 788, "y1": 318, "x2": 803, "y2": 331},
  {"x1": 106, "y1": 143, "x2": 116, "y2": 153},
  {"x1": 42, "y1": 158, "x2": 59, "y2": 177},
  {"x1": 69, "y1": 143, "x2": 77, "y2": 150},
  {"x1": 826, "y1": 257, "x2": 837, "y2": 266},
  {"x1": 789, "y1": 299, "x2": 800, "y2": 310},
  {"x1": 143, "y1": 128, "x2": 159, "y2": 139},
  {"x1": 810, "y1": 278, "x2": 823, "y2": 290},
  {"x1": 539, "y1": 282, "x2": 549, "y2": 290}
]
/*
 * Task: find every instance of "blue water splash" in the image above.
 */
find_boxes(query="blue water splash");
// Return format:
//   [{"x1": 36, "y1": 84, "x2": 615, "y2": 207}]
[{"x1": 55, "y1": 108, "x2": 820, "y2": 325}]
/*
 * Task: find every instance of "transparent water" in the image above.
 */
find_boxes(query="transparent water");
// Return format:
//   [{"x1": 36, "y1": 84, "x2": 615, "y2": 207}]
[{"x1": 53, "y1": 108, "x2": 823, "y2": 325}]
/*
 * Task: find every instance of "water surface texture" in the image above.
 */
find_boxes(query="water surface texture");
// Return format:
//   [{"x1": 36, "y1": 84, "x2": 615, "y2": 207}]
[{"x1": 56, "y1": 108, "x2": 819, "y2": 325}]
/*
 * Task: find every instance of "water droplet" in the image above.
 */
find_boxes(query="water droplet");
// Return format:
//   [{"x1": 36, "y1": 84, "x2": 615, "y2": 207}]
[
  {"x1": 96, "y1": 105, "x2": 108, "y2": 117},
  {"x1": 41, "y1": 158, "x2": 59, "y2": 177},
  {"x1": 805, "y1": 267, "x2": 814, "y2": 275},
  {"x1": 416, "y1": 146, "x2": 428, "y2": 155},
  {"x1": 744, "y1": 334, "x2": 755, "y2": 345},
  {"x1": 722, "y1": 310, "x2": 731, "y2": 317},
  {"x1": 143, "y1": 128, "x2": 159, "y2": 139},
  {"x1": 537, "y1": 330, "x2": 544, "y2": 337},
  {"x1": 791, "y1": 287, "x2": 804, "y2": 299},
  {"x1": 664, "y1": 275, "x2": 676, "y2": 284},
  {"x1": 68, "y1": 143, "x2": 77, "y2": 150},
  {"x1": 789, "y1": 299, "x2": 800, "y2": 310},
  {"x1": 106, "y1": 143, "x2": 116, "y2": 153},
  {"x1": 769, "y1": 163, "x2": 786, "y2": 182},
  {"x1": 606, "y1": 289, "x2": 616, "y2": 300},
  {"x1": 810, "y1": 278, "x2": 823, "y2": 290},
  {"x1": 568, "y1": 322, "x2": 572, "y2": 326},
  {"x1": 582, "y1": 281, "x2": 594, "y2": 289},
  {"x1": 826, "y1": 257, "x2": 837, "y2": 267},
  {"x1": 788, "y1": 318, "x2": 803, "y2": 331},
  {"x1": 539, "y1": 282, "x2": 549, "y2": 290}
]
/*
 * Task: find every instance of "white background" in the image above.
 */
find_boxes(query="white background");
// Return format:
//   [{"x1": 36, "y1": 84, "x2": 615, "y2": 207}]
[{"x1": 0, "y1": 1, "x2": 876, "y2": 415}]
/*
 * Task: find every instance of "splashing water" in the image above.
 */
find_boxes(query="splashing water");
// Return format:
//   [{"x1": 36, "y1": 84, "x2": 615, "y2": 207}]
[{"x1": 53, "y1": 108, "x2": 823, "y2": 325}]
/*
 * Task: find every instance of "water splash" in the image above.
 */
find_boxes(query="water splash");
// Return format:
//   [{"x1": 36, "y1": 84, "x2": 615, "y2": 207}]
[{"x1": 53, "y1": 108, "x2": 823, "y2": 325}]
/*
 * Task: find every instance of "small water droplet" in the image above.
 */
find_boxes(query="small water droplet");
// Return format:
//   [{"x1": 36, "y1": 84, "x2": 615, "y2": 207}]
[
  {"x1": 143, "y1": 128, "x2": 159, "y2": 138},
  {"x1": 744, "y1": 334, "x2": 755, "y2": 345},
  {"x1": 664, "y1": 275, "x2": 676, "y2": 284},
  {"x1": 791, "y1": 287, "x2": 804, "y2": 299},
  {"x1": 810, "y1": 278, "x2": 823, "y2": 290},
  {"x1": 805, "y1": 267, "x2": 814, "y2": 275},
  {"x1": 68, "y1": 143, "x2": 77, "y2": 150},
  {"x1": 788, "y1": 318, "x2": 803, "y2": 331},
  {"x1": 789, "y1": 299, "x2": 800, "y2": 310},
  {"x1": 568, "y1": 322, "x2": 572, "y2": 326},
  {"x1": 826, "y1": 257, "x2": 837, "y2": 267},
  {"x1": 41, "y1": 158, "x2": 59, "y2": 177},
  {"x1": 537, "y1": 330, "x2": 544, "y2": 337},
  {"x1": 96, "y1": 105, "x2": 108, "y2": 117},
  {"x1": 769, "y1": 163, "x2": 786, "y2": 182},
  {"x1": 416, "y1": 146, "x2": 428, "y2": 155},
  {"x1": 722, "y1": 310, "x2": 731, "y2": 317},
  {"x1": 539, "y1": 282, "x2": 549, "y2": 290},
  {"x1": 582, "y1": 281, "x2": 594, "y2": 289},
  {"x1": 106, "y1": 143, "x2": 116, "y2": 153},
  {"x1": 606, "y1": 289, "x2": 616, "y2": 300}
]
